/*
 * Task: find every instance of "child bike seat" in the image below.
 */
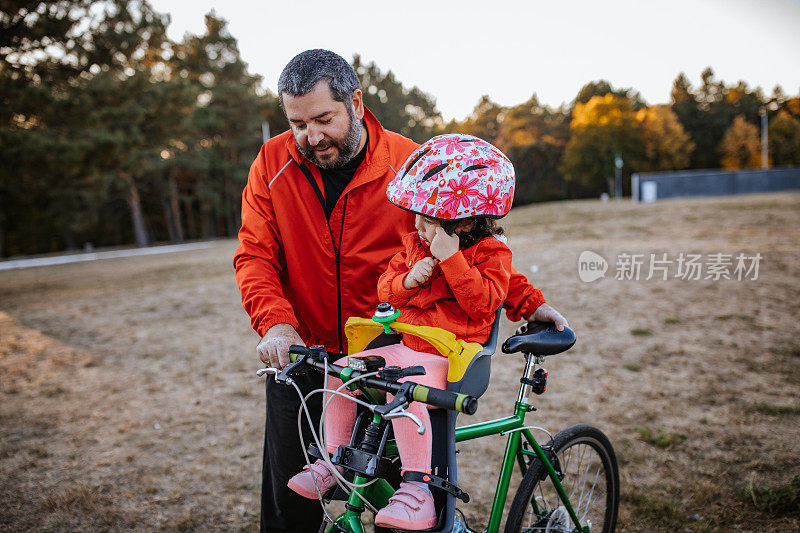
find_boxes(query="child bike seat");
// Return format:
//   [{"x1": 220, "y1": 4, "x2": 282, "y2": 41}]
[
  {"x1": 398, "y1": 306, "x2": 503, "y2": 533},
  {"x1": 446, "y1": 306, "x2": 503, "y2": 398},
  {"x1": 342, "y1": 306, "x2": 504, "y2": 533}
]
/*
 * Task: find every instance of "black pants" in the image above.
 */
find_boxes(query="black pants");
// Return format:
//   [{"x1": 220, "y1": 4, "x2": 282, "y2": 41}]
[{"x1": 260, "y1": 371, "x2": 324, "y2": 533}]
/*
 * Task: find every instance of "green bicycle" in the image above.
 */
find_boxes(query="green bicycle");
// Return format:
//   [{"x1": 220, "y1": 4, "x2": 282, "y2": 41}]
[{"x1": 258, "y1": 306, "x2": 619, "y2": 533}]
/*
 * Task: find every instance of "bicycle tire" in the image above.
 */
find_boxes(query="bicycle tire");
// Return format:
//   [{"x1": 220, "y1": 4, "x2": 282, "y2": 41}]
[{"x1": 504, "y1": 424, "x2": 619, "y2": 533}]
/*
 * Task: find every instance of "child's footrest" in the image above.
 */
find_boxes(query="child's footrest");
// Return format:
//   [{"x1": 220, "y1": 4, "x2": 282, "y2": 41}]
[
  {"x1": 332, "y1": 445, "x2": 393, "y2": 478},
  {"x1": 307, "y1": 443, "x2": 325, "y2": 461},
  {"x1": 403, "y1": 471, "x2": 470, "y2": 503}
]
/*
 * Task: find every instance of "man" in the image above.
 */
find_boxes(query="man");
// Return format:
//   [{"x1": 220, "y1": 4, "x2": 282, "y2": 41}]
[{"x1": 234, "y1": 49, "x2": 567, "y2": 533}]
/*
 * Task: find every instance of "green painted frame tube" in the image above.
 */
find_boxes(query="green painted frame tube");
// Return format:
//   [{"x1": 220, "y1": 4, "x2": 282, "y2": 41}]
[
  {"x1": 486, "y1": 429, "x2": 522, "y2": 532},
  {"x1": 455, "y1": 414, "x2": 525, "y2": 441},
  {"x1": 383, "y1": 414, "x2": 525, "y2": 457},
  {"x1": 323, "y1": 475, "x2": 403, "y2": 532},
  {"x1": 328, "y1": 512, "x2": 364, "y2": 533},
  {"x1": 363, "y1": 477, "x2": 394, "y2": 509}
]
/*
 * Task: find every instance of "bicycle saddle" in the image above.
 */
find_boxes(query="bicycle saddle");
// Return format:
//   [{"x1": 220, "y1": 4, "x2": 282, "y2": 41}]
[{"x1": 501, "y1": 321, "x2": 576, "y2": 356}]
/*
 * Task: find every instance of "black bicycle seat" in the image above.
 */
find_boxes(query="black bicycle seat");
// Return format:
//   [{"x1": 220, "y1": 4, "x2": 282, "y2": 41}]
[{"x1": 501, "y1": 322, "x2": 576, "y2": 356}]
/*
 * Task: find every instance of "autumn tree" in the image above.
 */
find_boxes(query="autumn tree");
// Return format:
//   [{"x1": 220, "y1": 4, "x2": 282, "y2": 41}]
[
  {"x1": 493, "y1": 95, "x2": 571, "y2": 203},
  {"x1": 768, "y1": 110, "x2": 800, "y2": 167},
  {"x1": 719, "y1": 115, "x2": 760, "y2": 169},
  {"x1": 635, "y1": 105, "x2": 694, "y2": 172},
  {"x1": 459, "y1": 95, "x2": 505, "y2": 144},
  {"x1": 507, "y1": 141, "x2": 568, "y2": 204},
  {"x1": 445, "y1": 93, "x2": 572, "y2": 204},
  {"x1": 671, "y1": 68, "x2": 766, "y2": 169},
  {"x1": 352, "y1": 55, "x2": 442, "y2": 142},
  {"x1": 725, "y1": 81, "x2": 764, "y2": 125},
  {"x1": 777, "y1": 90, "x2": 800, "y2": 121},
  {"x1": 573, "y1": 80, "x2": 646, "y2": 110},
  {"x1": 562, "y1": 94, "x2": 642, "y2": 196}
]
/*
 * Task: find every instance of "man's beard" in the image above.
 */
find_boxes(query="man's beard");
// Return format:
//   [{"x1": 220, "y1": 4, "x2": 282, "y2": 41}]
[{"x1": 297, "y1": 105, "x2": 362, "y2": 170}]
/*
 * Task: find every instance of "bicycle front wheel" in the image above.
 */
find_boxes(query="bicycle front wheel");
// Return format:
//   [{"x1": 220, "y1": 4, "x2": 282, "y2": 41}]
[{"x1": 505, "y1": 424, "x2": 619, "y2": 533}]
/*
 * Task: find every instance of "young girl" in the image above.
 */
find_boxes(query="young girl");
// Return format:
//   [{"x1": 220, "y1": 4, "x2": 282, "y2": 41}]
[{"x1": 288, "y1": 134, "x2": 516, "y2": 530}]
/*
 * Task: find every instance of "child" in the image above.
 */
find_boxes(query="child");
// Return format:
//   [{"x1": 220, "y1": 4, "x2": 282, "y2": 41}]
[{"x1": 287, "y1": 134, "x2": 516, "y2": 530}]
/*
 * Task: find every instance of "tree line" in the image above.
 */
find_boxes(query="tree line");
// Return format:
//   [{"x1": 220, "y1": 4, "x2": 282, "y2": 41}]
[{"x1": 2, "y1": 1, "x2": 799, "y2": 258}]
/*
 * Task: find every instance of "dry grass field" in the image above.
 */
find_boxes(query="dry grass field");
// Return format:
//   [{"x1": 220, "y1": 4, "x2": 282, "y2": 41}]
[{"x1": 1, "y1": 192, "x2": 799, "y2": 532}]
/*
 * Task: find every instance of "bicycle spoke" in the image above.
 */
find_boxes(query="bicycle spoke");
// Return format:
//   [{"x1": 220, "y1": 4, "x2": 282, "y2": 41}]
[
  {"x1": 567, "y1": 443, "x2": 587, "y2": 502},
  {"x1": 578, "y1": 465, "x2": 604, "y2": 523},
  {"x1": 580, "y1": 490, "x2": 605, "y2": 524},
  {"x1": 575, "y1": 448, "x2": 599, "y2": 510}
]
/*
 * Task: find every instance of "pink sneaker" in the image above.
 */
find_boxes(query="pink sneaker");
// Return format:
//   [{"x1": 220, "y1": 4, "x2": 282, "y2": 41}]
[
  {"x1": 287, "y1": 460, "x2": 339, "y2": 499},
  {"x1": 374, "y1": 482, "x2": 437, "y2": 530}
]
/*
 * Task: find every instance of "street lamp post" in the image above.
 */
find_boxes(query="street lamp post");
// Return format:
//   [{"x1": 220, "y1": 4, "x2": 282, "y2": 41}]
[
  {"x1": 760, "y1": 108, "x2": 768, "y2": 169},
  {"x1": 262, "y1": 121, "x2": 271, "y2": 144},
  {"x1": 614, "y1": 152, "x2": 623, "y2": 199}
]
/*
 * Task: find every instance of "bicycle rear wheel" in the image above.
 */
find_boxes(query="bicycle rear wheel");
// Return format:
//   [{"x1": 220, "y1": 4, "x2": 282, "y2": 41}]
[{"x1": 504, "y1": 424, "x2": 619, "y2": 533}]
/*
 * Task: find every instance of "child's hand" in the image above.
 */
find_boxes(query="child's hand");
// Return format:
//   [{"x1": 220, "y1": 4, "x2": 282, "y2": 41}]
[
  {"x1": 429, "y1": 226, "x2": 460, "y2": 261},
  {"x1": 403, "y1": 256, "x2": 439, "y2": 289}
]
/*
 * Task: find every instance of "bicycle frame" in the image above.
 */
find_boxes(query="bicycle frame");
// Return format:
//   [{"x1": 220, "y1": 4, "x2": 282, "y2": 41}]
[{"x1": 325, "y1": 354, "x2": 589, "y2": 533}]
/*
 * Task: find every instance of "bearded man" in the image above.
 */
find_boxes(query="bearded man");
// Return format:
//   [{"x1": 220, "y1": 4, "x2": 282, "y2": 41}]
[{"x1": 234, "y1": 49, "x2": 567, "y2": 533}]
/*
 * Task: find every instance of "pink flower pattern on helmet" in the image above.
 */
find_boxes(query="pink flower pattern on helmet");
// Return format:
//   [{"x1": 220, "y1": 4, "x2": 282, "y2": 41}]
[
  {"x1": 440, "y1": 175, "x2": 480, "y2": 212},
  {"x1": 430, "y1": 136, "x2": 466, "y2": 156},
  {"x1": 476, "y1": 184, "x2": 503, "y2": 216},
  {"x1": 386, "y1": 134, "x2": 515, "y2": 220}
]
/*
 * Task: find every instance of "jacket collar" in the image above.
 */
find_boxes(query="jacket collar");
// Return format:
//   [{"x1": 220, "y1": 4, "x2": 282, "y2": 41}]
[{"x1": 283, "y1": 106, "x2": 391, "y2": 189}]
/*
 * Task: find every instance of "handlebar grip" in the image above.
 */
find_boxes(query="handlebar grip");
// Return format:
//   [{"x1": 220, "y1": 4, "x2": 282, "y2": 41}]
[{"x1": 412, "y1": 385, "x2": 478, "y2": 415}]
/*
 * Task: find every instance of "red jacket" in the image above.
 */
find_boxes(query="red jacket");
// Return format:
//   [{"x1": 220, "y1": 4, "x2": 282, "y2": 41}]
[
  {"x1": 378, "y1": 232, "x2": 512, "y2": 354},
  {"x1": 234, "y1": 108, "x2": 544, "y2": 353}
]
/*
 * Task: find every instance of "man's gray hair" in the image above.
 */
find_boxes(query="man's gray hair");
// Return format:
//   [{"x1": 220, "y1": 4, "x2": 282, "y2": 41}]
[{"x1": 277, "y1": 49, "x2": 360, "y2": 107}]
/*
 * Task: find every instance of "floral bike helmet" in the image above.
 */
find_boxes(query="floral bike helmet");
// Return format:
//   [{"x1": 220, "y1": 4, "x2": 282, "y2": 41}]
[{"x1": 386, "y1": 134, "x2": 515, "y2": 220}]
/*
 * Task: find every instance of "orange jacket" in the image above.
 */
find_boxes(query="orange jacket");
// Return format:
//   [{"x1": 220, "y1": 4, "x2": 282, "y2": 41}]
[
  {"x1": 234, "y1": 108, "x2": 545, "y2": 353},
  {"x1": 378, "y1": 232, "x2": 513, "y2": 354}
]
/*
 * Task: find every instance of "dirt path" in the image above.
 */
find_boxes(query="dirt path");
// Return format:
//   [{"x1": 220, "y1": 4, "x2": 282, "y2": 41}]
[
  {"x1": 1, "y1": 193, "x2": 798, "y2": 531},
  {"x1": 0, "y1": 242, "x2": 217, "y2": 271}
]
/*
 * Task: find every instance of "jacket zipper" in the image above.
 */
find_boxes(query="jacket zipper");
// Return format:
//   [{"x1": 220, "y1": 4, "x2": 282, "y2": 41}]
[
  {"x1": 333, "y1": 195, "x2": 348, "y2": 353},
  {"x1": 295, "y1": 159, "x2": 349, "y2": 353}
]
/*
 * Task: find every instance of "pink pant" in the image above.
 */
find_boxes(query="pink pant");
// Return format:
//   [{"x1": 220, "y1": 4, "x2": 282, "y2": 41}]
[{"x1": 324, "y1": 343, "x2": 449, "y2": 474}]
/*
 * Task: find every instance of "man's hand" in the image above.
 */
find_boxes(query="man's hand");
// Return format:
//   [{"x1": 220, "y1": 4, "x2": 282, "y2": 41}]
[
  {"x1": 403, "y1": 257, "x2": 438, "y2": 289},
  {"x1": 257, "y1": 323, "x2": 304, "y2": 369},
  {"x1": 429, "y1": 227, "x2": 460, "y2": 261},
  {"x1": 528, "y1": 303, "x2": 569, "y2": 332}
]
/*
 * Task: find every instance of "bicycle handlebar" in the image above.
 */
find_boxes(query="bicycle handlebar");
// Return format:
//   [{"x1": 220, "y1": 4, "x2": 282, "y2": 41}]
[{"x1": 286, "y1": 349, "x2": 478, "y2": 415}]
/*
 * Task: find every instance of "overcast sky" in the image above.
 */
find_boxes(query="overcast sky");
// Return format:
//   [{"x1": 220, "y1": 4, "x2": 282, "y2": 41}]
[{"x1": 151, "y1": 0, "x2": 800, "y2": 121}]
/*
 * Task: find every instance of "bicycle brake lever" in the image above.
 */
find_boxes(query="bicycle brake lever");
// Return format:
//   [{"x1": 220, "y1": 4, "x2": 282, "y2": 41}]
[
  {"x1": 374, "y1": 382, "x2": 415, "y2": 416},
  {"x1": 275, "y1": 346, "x2": 313, "y2": 384},
  {"x1": 257, "y1": 344, "x2": 312, "y2": 383},
  {"x1": 256, "y1": 366, "x2": 296, "y2": 385},
  {"x1": 383, "y1": 407, "x2": 425, "y2": 435}
]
